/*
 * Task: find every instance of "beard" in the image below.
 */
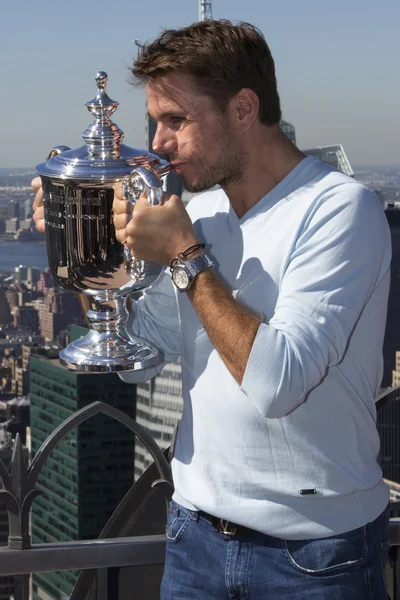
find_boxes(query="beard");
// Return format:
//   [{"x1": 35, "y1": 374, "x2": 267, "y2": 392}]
[{"x1": 172, "y1": 127, "x2": 246, "y2": 194}]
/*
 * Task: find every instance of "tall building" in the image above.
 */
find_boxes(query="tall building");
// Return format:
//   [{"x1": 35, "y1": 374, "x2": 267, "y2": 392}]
[
  {"x1": 135, "y1": 359, "x2": 183, "y2": 479},
  {"x1": 0, "y1": 288, "x2": 11, "y2": 327},
  {"x1": 14, "y1": 266, "x2": 28, "y2": 282},
  {"x1": 36, "y1": 270, "x2": 54, "y2": 294},
  {"x1": 392, "y1": 352, "x2": 400, "y2": 387},
  {"x1": 26, "y1": 267, "x2": 41, "y2": 287},
  {"x1": 383, "y1": 207, "x2": 400, "y2": 386},
  {"x1": 29, "y1": 327, "x2": 137, "y2": 600},
  {"x1": 376, "y1": 387, "x2": 400, "y2": 484},
  {"x1": 38, "y1": 289, "x2": 83, "y2": 341},
  {"x1": 24, "y1": 197, "x2": 33, "y2": 220},
  {"x1": 5, "y1": 218, "x2": 19, "y2": 234},
  {"x1": 12, "y1": 305, "x2": 40, "y2": 334},
  {"x1": 7, "y1": 201, "x2": 19, "y2": 220},
  {"x1": 302, "y1": 144, "x2": 354, "y2": 176},
  {"x1": 280, "y1": 119, "x2": 296, "y2": 145},
  {"x1": 199, "y1": 0, "x2": 212, "y2": 20}
]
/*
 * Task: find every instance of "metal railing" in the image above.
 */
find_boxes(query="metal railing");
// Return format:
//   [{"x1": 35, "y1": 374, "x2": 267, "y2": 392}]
[
  {"x1": 0, "y1": 400, "x2": 173, "y2": 600},
  {"x1": 0, "y1": 517, "x2": 399, "y2": 599}
]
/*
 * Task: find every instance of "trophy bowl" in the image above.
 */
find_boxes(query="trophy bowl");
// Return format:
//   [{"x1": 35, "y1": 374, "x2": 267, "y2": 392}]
[{"x1": 36, "y1": 72, "x2": 170, "y2": 372}]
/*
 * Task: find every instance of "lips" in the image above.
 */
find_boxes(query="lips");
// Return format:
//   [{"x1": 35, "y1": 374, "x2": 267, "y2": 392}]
[{"x1": 171, "y1": 162, "x2": 186, "y2": 173}]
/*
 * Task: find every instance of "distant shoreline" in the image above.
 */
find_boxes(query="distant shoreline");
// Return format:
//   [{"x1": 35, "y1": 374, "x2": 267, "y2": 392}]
[{"x1": 0, "y1": 234, "x2": 45, "y2": 243}]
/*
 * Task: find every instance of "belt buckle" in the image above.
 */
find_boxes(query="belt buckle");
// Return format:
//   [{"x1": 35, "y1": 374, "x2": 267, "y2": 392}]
[{"x1": 217, "y1": 519, "x2": 237, "y2": 536}]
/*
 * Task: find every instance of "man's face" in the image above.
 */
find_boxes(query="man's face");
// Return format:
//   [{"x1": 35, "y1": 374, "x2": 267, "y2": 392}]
[{"x1": 147, "y1": 73, "x2": 245, "y2": 193}]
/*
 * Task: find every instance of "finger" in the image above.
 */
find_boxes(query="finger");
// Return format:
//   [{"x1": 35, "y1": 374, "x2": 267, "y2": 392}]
[
  {"x1": 113, "y1": 196, "x2": 130, "y2": 215},
  {"x1": 31, "y1": 176, "x2": 42, "y2": 192},
  {"x1": 33, "y1": 206, "x2": 44, "y2": 222},
  {"x1": 113, "y1": 213, "x2": 130, "y2": 232},
  {"x1": 113, "y1": 181, "x2": 123, "y2": 198},
  {"x1": 135, "y1": 194, "x2": 152, "y2": 210},
  {"x1": 32, "y1": 187, "x2": 43, "y2": 211},
  {"x1": 32, "y1": 208, "x2": 45, "y2": 234},
  {"x1": 115, "y1": 229, "x2": 127, "y2": 245}
]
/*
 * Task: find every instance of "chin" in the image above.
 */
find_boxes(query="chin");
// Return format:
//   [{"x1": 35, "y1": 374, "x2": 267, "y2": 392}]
[{"x1": 183, "y1": 178, "x2": 218, "y2": 194}]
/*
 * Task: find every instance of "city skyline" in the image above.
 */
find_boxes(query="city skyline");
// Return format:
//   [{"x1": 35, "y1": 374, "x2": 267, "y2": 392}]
[{"x1": 1, "y1": 0, "x2": 399, "y2": 168}]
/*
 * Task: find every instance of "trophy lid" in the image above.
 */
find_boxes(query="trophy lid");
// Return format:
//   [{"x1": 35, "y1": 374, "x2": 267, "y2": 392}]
[{"x1": 36, "y1": 71, "x2": 168, "y2": 182}]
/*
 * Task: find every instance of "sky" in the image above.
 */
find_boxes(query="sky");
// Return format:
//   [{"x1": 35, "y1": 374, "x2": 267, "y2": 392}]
[{"x1": 1, "y1": 0, "x2": 399, "y2": 169}]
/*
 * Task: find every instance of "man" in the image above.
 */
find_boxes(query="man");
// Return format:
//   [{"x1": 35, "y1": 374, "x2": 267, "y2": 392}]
[{"x1": 33, "y1": 20, "x2": 391, "y2": 599}]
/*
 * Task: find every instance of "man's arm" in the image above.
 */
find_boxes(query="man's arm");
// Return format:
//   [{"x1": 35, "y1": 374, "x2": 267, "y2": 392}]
[{"x1": 187, "y1": 265, "x2": 262, "y2": 384}]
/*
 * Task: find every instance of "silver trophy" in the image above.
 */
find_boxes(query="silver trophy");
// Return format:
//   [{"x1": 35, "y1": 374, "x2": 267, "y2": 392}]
[{"x1": 36, "y1": 71, "x2": 170, "y2": 372}]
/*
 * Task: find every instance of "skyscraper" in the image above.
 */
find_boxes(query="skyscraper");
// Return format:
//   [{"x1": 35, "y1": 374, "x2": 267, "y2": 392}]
[
  {"x1": 0, "y1": 288, "x2": 11, "y2": 327},
  {"x1": 135, "y1": 359, "x2": 182, "y2": 479},
  {"x1": 382, "y1": 207, "x2": 400, "y2": 387},
  {"x1": 7, "y1": 201, "x2": 19, "y2": 220},
  {"x1": 302, "y1": 144, "x2": 354, "y2": 177},
  {"x1": 280, "y1": 119, "x2": 296, "y2": 145}
]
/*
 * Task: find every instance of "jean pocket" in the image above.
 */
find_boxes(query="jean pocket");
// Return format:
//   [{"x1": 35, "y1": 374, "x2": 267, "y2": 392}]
[
  {"x1": 283, "y1": 527, "x2": 367, "y2": 576},
  {"x1": 166, "y1": 501, "x2": 192, "y2": 543}
]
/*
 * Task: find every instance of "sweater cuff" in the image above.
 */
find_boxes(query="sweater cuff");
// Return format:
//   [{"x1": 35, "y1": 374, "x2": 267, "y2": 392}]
[{"x1": 240, "y1": 322, "x2": 286, "y2": 418}]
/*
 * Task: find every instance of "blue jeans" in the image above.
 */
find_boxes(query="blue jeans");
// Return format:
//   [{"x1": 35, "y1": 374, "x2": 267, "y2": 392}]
[{"x1": 161, "y1": 501, "x2": 390, "y2": 599}]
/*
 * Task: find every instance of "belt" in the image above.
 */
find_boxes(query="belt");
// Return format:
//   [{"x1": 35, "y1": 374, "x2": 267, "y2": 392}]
[{"x1": 198, "y1": 510, "x2": 244, "y2": 536}]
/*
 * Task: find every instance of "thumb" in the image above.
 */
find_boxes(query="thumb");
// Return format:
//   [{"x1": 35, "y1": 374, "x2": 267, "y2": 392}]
[{"x1": 31, "y1": 176, "x2": 42, "y2": 192}]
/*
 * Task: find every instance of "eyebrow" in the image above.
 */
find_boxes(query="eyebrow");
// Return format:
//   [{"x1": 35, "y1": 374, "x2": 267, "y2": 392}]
[{"x1": 147, "y1": 111, "x2": 185, "y2": 121}]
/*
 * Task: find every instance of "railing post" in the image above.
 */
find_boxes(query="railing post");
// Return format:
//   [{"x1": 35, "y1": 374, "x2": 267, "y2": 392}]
[
  {"x1": 389, "y1": 545, "x2": 399, "y2": 600},
  {"x1": 13, "y1": 574, "x2": 29, "y2": 600},
  {"x1": 96, "y1": 568, "x2": 109, "y2": 600}
]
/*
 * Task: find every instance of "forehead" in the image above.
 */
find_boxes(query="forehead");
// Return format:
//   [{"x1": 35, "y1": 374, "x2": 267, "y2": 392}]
[{"x1": 146, "y1": 73, "x2": 214, "y2": 118}]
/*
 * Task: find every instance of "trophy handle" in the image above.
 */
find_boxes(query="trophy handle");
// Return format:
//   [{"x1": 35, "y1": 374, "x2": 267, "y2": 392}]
[
  {"x1": 122, "y1": 165, "x2": 164, "y2": 207},
  {"x1": 46, "y1": 145, "x2": 71, "y2": 160},
  {"x1": 121, "y1": 164, "x2": 171, "y2": 283}
]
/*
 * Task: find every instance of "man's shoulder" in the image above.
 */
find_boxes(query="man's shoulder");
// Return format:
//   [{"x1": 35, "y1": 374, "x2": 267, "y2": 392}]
[
  {"x1": 302, "y1": 161, "x2": 382, "y2": 210},
  {"x1": 185, "y1": 187, "x2": 228, "y2": 221}
]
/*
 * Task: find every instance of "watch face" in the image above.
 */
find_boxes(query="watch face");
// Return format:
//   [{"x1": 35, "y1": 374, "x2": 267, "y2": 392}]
[{"x1": 172, "y1": 266, "x2": 190, "y2": 290}]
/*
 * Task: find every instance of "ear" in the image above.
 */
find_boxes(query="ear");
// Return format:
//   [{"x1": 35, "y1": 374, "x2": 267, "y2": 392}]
[{"x1": 229, "y1": 88, "x2": 259, "y2": 132}]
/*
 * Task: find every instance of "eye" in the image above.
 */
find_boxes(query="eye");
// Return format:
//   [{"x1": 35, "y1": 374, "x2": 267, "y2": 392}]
[{"x1": 170, "y1": 116, "x2": 185, "y2": 125}]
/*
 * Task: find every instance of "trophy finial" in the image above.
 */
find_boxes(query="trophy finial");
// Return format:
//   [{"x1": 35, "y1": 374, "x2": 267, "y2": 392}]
[
  {"x1": 95, "y1": 71, "x2": 108, "y2": 91},
  {"x1": 83, "y1": 71, "x2": 123, "y2": 159},
  {"x1": 86, "y1": 71, "x2": 118, "y2": 115}
]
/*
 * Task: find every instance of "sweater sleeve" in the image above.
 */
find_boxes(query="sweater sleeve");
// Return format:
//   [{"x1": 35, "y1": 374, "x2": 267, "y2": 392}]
[
  {"x1": 118, "y1": 268, "x2": 181, "y2": 383},
  {"x1": 240, "y1": 183, "x2": 391, "y2": 418}
]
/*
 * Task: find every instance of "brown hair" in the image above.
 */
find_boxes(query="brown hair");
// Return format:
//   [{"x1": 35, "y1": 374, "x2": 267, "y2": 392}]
[{"x1": 131, "y1": 20, "x2": 281, "y2": 126}]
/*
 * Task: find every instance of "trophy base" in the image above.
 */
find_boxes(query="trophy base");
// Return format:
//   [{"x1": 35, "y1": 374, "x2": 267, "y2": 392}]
[{"x1": 59, "y1": 330, "x2": 159, "y2": 373}]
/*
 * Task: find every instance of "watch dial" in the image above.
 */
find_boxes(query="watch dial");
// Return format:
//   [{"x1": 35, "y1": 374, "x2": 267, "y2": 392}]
[{"x1": 173, "y1": 266, "x2": 190, "y2": 290}]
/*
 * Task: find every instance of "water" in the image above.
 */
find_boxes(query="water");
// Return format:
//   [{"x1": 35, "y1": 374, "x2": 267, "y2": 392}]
[{"x1": 0, "y1": 240, "x2": 49, "y2": 272}]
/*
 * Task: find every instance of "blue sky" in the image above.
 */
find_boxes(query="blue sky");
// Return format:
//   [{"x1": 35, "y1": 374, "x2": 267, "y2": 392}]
[{"x1": 1, "y1": 0, "x2": 399, "y2": 168}]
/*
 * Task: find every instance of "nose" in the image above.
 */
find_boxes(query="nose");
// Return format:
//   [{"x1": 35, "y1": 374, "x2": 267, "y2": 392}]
[{"x1": 152, "y1": 123, "x2": 176, "y2": 156}]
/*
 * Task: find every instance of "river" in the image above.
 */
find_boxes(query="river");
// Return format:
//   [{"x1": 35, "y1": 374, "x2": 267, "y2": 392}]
[{"x1": 0, "y1": 240, "x2": 49, "y2": 272}]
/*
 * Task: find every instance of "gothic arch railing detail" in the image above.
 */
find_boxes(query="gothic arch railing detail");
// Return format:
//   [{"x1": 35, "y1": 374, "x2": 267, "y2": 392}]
[{"x1": 0, "y1": 401, "x2": 173, "y2": 551}]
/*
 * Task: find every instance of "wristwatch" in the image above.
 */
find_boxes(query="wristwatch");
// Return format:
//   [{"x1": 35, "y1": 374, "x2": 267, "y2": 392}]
[{"x1": 171, "y1": 253, "x2": 214, "y2": 292}]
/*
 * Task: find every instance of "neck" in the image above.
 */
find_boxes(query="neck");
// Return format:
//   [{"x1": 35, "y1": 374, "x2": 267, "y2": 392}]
[{"x1": 222, "y1": 125, "x2": 306, "y2": 219}]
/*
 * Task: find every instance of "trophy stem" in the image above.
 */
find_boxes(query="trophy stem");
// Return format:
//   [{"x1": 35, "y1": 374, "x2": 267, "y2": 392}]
[{"x1": 59, "y1": 292, "x2": 159, "y2": 373}]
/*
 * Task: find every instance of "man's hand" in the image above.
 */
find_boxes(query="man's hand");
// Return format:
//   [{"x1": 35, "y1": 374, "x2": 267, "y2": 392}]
[
  {"x1": 31, "y1": 177, "x2": 45, "y2": 234},
  {"x1": 113, "y1": 182, "x2": 198, "y2": 265}
]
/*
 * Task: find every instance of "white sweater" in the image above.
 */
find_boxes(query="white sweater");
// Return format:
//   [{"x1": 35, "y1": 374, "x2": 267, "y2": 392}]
[{"x1": 122, "y1": 156, "x2": 391, "y2": 540}]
